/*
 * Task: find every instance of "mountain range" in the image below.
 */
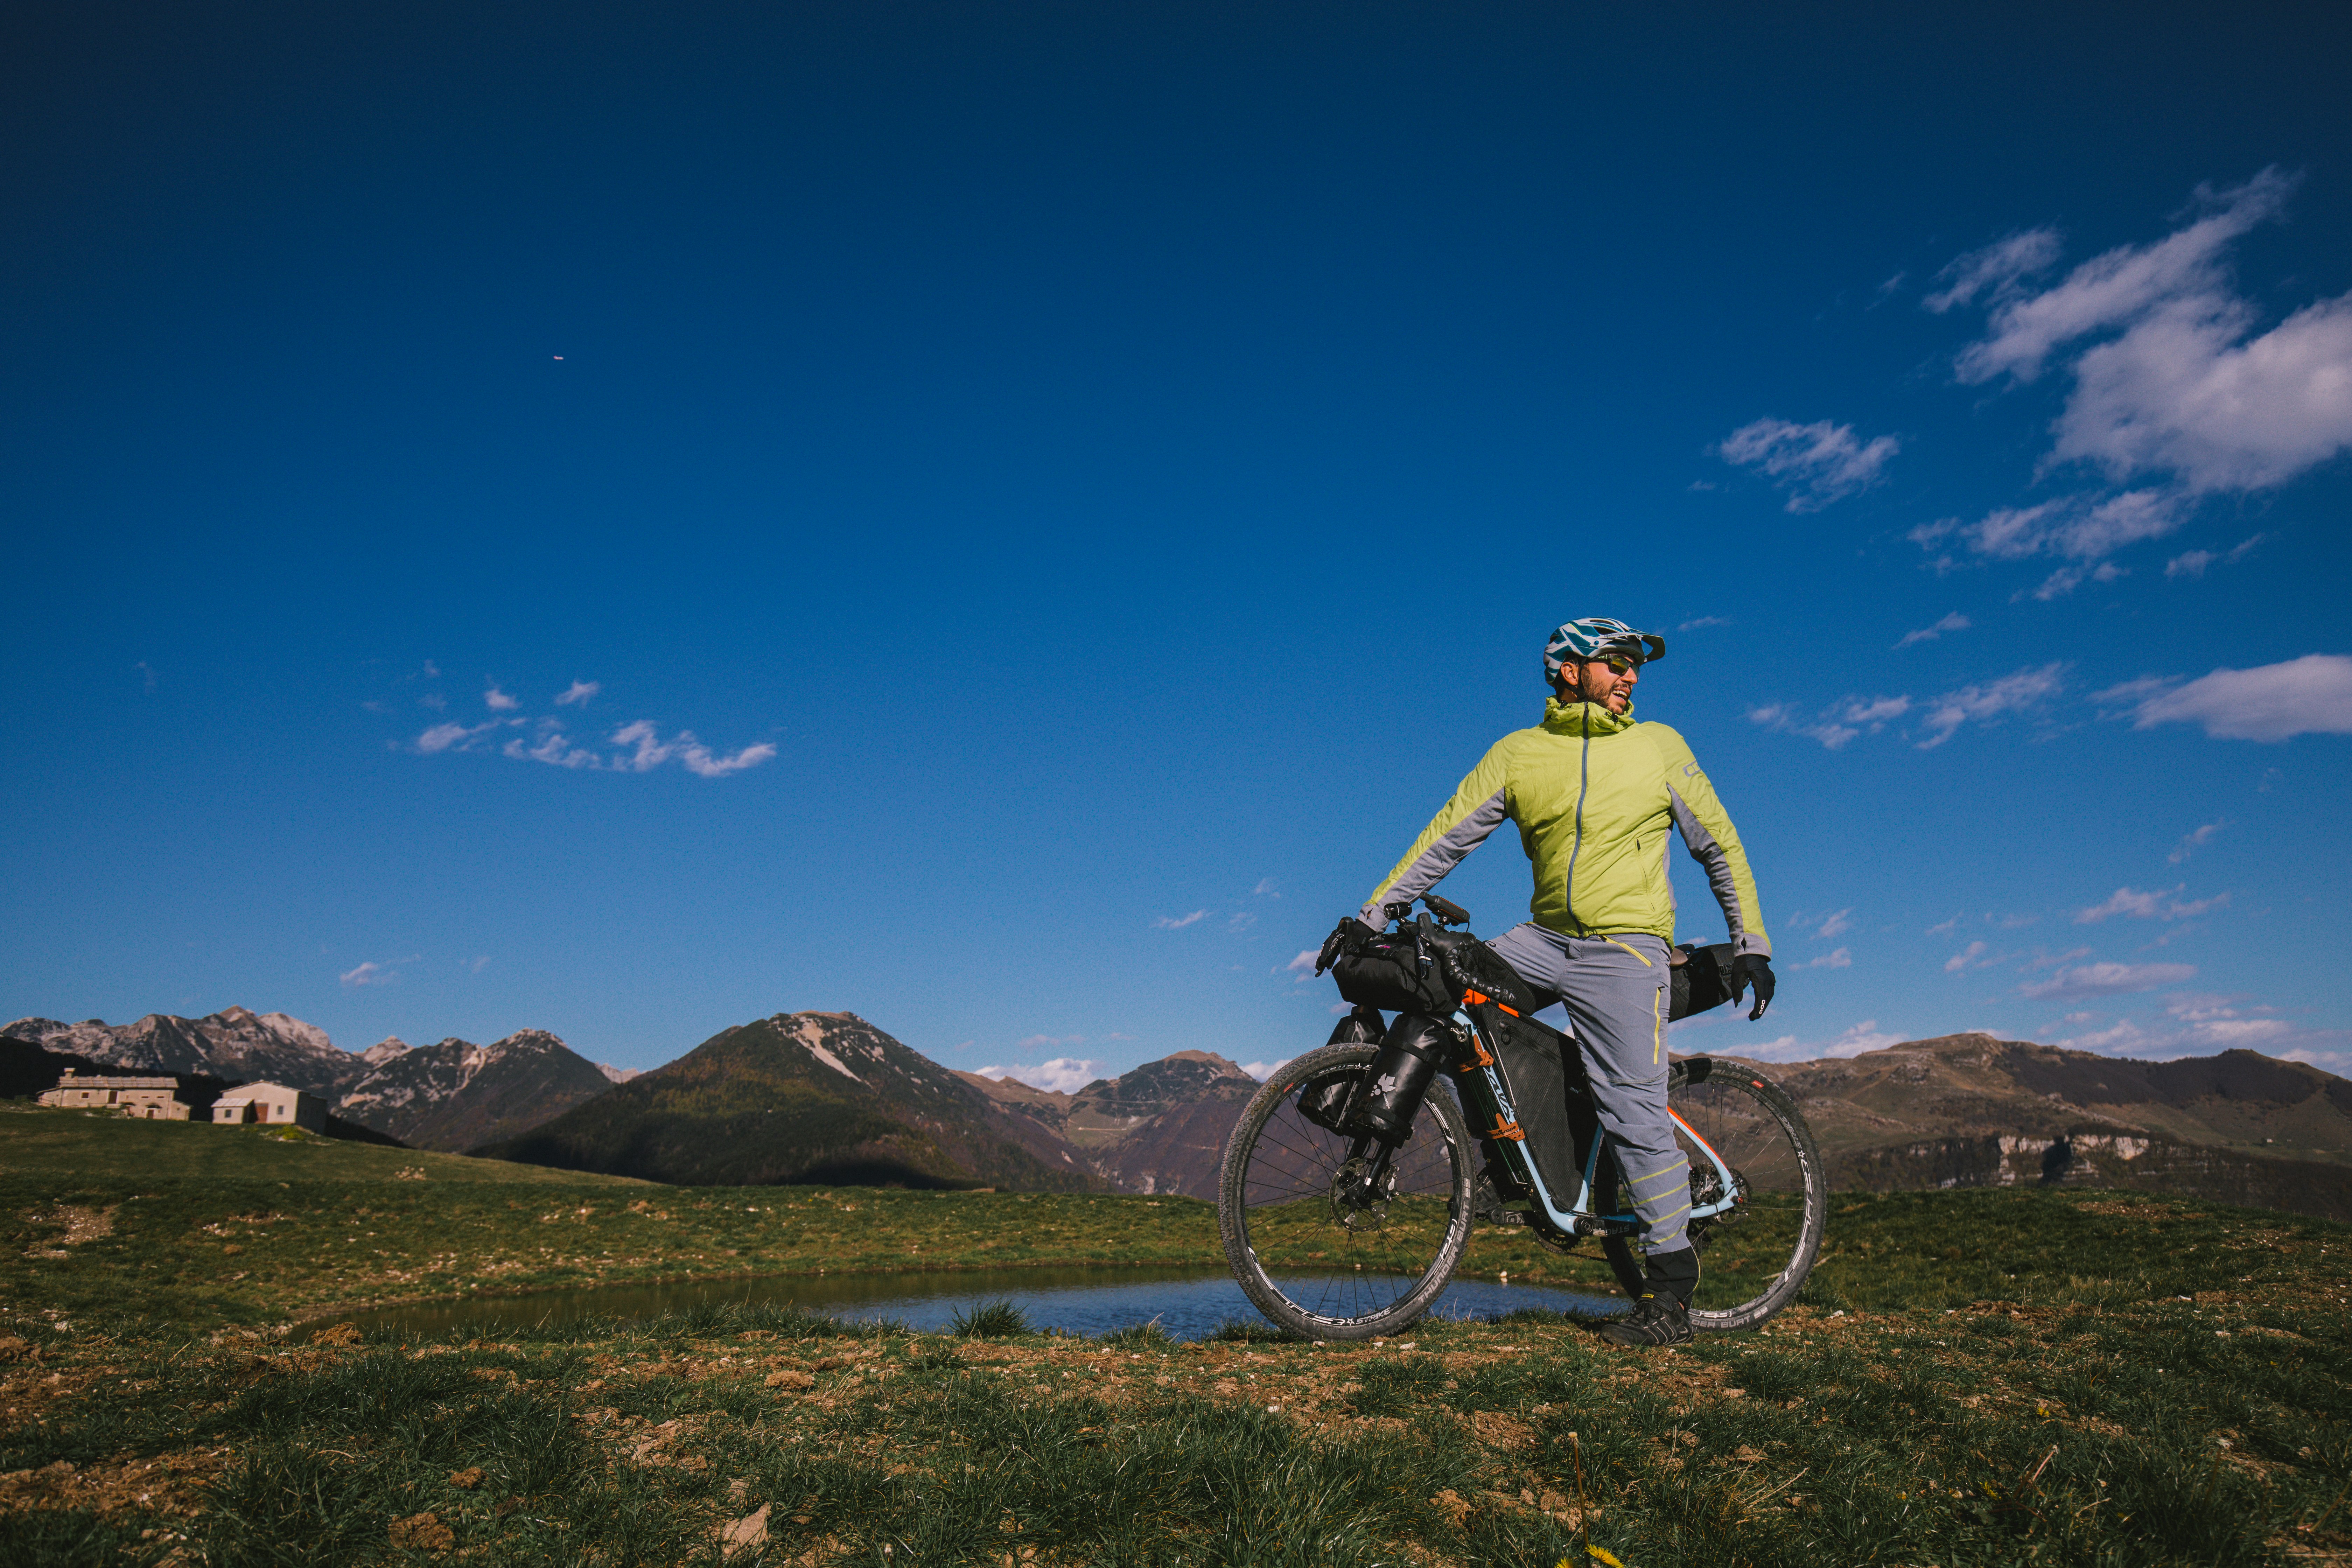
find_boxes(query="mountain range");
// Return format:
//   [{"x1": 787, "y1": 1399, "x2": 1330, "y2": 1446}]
[
  {"x1": 335, "y1": 1030, "x2": 621, "y2": 1152},
  {"x1": 957, "y1": 1050, "x2": 1260, "y2": 1197},
  {"x1": 479, "y1": 1011, "x2": 1102, "y2": 1188},
  {"x1": 5, "y1": 1008, "x2": 354, "y2": 1094},
  {"x1": 2, "y1": 1008, "x2": 641, "y2": 1153},
  {"x1": 15, "y1": 1001, "x2": 2352, "y2": 1219},
  {"x1": 1744, "y1": 1032, "x2": 2352, "y2": 1221}
]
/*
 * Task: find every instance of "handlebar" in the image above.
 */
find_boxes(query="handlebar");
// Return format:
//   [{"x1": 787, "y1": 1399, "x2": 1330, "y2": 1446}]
[{"x1": 1381, "y1": 893, "x2": 1472, "y2": 929}]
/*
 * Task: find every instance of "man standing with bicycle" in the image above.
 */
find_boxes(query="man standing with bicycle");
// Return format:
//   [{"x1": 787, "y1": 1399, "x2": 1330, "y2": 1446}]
[{"x1": 1358, "y1": 617, "x2": 1774, "y2": 1348}]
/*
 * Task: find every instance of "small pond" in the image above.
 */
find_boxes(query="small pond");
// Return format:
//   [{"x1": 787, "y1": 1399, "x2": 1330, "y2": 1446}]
[{"x1": 322, "y1": 1265, "x2": 1625, "y2": 1343}]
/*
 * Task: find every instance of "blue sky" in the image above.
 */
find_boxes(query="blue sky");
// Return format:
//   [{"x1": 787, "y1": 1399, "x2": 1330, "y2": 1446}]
[{"x1": 5, "y1": 2, "x2": 2348, "y2": 1087}]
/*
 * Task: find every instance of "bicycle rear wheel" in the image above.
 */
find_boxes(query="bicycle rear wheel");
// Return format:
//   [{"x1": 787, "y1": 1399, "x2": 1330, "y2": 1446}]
[
  {"x1": 1217, "y1": 1041, "x2": 1476, "y2": 1341},
  {"x1": 1603, "y1": 1058, "x2": 1826, "y2": 1332}
]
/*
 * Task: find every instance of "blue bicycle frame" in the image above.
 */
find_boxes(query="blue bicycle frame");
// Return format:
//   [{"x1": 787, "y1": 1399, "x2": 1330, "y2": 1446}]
[{"x1": 1448, "y1": 1005, "x2": 1741, "y2": 1239}]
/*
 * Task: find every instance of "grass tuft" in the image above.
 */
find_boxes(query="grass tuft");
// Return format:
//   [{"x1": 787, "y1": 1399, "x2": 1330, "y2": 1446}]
[
  {"x1": 1099, "y1": 1317, "x2": 1175, "y2": 1349},
  {"x1": 948, "y1": 1297, "x2": 1030, "y2": 1338}
]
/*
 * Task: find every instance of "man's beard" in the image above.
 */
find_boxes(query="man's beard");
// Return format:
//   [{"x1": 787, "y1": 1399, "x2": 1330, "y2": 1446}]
[{"x1": 1566, "y1": 670, "x2": 1633, "y2": 713}]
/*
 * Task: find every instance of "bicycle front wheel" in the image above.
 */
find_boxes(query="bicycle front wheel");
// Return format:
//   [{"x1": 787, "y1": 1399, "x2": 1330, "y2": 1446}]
[
  {"x1": 1603, "y1": 1058, "x2": 1827, "y2": 1332},
  {"x1": 1217, "y1": 1041, "x2": 1476, "y2": 1340}
]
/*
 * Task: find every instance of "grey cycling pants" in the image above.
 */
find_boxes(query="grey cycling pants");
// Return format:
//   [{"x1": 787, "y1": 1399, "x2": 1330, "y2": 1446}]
[{"x1": 1485, "y1": 924, "x2": 1689, "y2": 1254}]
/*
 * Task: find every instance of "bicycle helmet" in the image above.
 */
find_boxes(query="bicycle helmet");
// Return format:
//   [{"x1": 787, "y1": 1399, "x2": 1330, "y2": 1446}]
[{"x1": 1543, "y1": 617, "x2": 1666, "y2": 680}]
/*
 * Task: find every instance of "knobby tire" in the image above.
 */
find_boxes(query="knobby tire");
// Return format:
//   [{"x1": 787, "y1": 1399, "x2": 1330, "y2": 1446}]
[
  {"x1": 1600, "y1": 1060, "x2": 1827, "y2": 1331},
  {"x1": 1217, "y1": 1041, "x2": 1476, "y2": 1341}
]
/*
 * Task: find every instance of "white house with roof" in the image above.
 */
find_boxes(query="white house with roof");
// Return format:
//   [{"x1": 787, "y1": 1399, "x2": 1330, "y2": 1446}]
[{"x1": 211, "y1": 1081, "x2": 328, "y2": 1133}]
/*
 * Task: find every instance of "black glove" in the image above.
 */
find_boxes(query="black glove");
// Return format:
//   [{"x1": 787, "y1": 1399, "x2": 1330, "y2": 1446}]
[
  {"x1": 1316, "y1": 917, "x2": 1376, "y2": 975},
  {"x1": 1732, "y1": 953, "x2": 1776, "y2": 1020}
]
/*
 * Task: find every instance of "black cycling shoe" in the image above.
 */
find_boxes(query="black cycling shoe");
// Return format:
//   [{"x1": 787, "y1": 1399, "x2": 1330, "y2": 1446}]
[{"x1": 1598, "y1": 1293, "x2": 1692, "y2": 1348}]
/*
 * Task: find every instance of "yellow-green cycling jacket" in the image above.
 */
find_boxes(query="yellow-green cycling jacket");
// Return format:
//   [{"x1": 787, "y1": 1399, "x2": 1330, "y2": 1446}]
[{"x1": 1359, "y1": 698, "x2": 1770, "y2": 957}]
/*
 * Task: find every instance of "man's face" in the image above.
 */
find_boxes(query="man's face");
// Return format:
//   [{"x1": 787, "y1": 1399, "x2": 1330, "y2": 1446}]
[{"x1": 1556, "y1": 656, "x2": 1640, "y2": 714}]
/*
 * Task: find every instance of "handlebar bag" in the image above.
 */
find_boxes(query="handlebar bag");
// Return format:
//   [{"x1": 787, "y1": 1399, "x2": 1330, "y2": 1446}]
[{"x1": 1317, "y1": 918, "x2": 1458, "y2": 1014}]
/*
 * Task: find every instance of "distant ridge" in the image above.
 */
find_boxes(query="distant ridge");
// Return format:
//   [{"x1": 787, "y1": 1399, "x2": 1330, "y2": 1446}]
[
  {"x1": 960, "y1": 1050, "x2": 1259, "y2": 1197},
  {"x1": 1702, "y1": 1032, "x2": 2352, "y2": 1222},
  {"x1": 336, "y1": 1029, "x2": 615, "y2": 1152},
  {"x1": 477, "y1": 1011, "x2": 1101, "y2": 1190},
  {"x1": 4, "y1": 1008, "x2": 357, "y2": 1095}
]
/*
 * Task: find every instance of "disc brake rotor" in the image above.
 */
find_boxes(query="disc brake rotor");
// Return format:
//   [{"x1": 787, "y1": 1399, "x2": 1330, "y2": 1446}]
[{"x1": 1328, "y1": 1157, "x2": 1396, "y2": 1231}]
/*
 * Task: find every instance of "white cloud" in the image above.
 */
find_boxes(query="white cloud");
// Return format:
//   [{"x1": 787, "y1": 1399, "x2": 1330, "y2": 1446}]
[
  {"x1": 2022, "y1": 947, "x2": 2093, "y2": 971},
  {"x1": 555, "y1": 681, "x2": 601, "y2": 706},
  {"x1": 2058, "y1": 285, "x2": 2352, "y2": 493},
  {"x1": 1895, "y1": 612, "x2": 1970, "y2": 649},
  {"x1": 2189, "y1": 1017, "x2": 2293, "y2": 1045},
  {"x1": 1747, "y1": 694, "x2": 1911, "y2": 750},
  {"x1": 1761, "y1": 667, "x2": 2058, "y2": 752},
  {"x1": 1940, "y1": 170, "x2": 2352, "y2": 495},
  {"x1": 1915, "y1": 663, "x2": 2066, "y2": 749},
  {"x1": 1715, "y1": 418, "x2": 1901, "y2": 512},
  {"x1": 1154, "y1": 910, "x2": 1208, "y2": 930},
  {"x1": 2168, "y1": 819, "x2": 2228, "y2": 864},
  {"x1": 508, "y1": 719, "x2": 597, "y2": 768},
  {"x1": 2060, "y1": 991, "x2": 2330, "y2": 1058},
  {"x1": 1253, "y1": 878, "x2": 1281, "y2": 898},
  {"x1": 2073, "y1": 884, "x2": 2231, "y2": 924},
  {"x1": 416, "y1": 720, "x2": 500, "y2": 754},
  {"x1": 1923, "y1": 229, "x2": 2064, "y2": 314},
  {"x1": 1734, "y1": 1019, "x2": 1907, "y2": 1064},
  {"x1": 467, "y1": 956, "x2": 491, "y2": 974},
  {"x1": 1227, "y1": 912, "x2": 1257, "y2": 932},
  {"x1": 1678, "y1": 615, "x2": 1730, "y2": 631},
  {"x1": 976, "y1": 1057, "x2": 1101, "y2": 1094},
  {"x1": 485, "y1": 685, "x2": 520, "y2": 712},
  {"x1": 2169, "y1": 534, "x2": 2271, "y2": 580},
  {"x1": 1944, "y1": 940, "x2": 1988, "y2": 973},
  {"x1": 1282, "y1": 951, "x2": 1319, "y2": 977},
  {"x1": 1952, "y1": 170, "x2": 2294, "y2": 385},
  {"x1": 2055, "y1": 1018, "x2": 2151, "y2": 1054},
  {"x1": 1800, "y1": 948, "x2": 1852, "y2": 970},
  {"x1": 340, "y1": 961, "x2": 396, "y2": 988},
  {"x1": 1925, "y1": 916, "x2": 1959, "y2": 937},
  {"x1": 1910, "y1": 492, "x2": 2184, "y2": 586},
  {"x1": 679, "y1": 738, "x2": 777, "y2": 778},
  {"x1": 1816, "y1": 908, "x2": 1852, "y2": 939},
  {"x1": 2107, "y1": 654, "x2": 2352, "y2": 742},
  {"x1": 1239, "y1": 1062, "x2": 1282, "y2": 1082},
  {"x1": 607, "y1": 720, "x2": 776, "y2": 777},
  {"x1": 2019, "y1": 961, "x2": 2197, "y2": 1000}
]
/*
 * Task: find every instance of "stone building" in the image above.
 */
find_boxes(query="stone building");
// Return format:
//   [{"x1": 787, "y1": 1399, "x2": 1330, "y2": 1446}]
[
  {"x1": 36, "y1": 1069, "x2": 191, "y2": 1120},
  {"x1": 211, "y1": 1081, "x2": 328, "y2": 1133}
]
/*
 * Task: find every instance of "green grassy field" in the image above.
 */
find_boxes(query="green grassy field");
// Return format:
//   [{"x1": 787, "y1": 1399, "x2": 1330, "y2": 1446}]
[{"x1": 5, "y1": 1107, "x2": 2351, "y2": 1565}]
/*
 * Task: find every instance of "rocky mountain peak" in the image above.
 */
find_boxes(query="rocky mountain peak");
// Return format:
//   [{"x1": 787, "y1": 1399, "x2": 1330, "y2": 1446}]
[
  {"x1": 2, "y1": 1007, "x2": 352, "y2": 1094},
  {"x1": 361, "y1": 1037, "x2": 412, "y2": 1066},
  {"x1": 335, "y1": 1027, "x2": 614, "y2": 1152}
]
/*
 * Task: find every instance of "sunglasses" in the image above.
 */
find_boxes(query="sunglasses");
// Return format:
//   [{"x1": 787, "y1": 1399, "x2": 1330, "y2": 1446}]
[{"x1": 1586, "y1": 652, "x2": 1645, "y2": 674}]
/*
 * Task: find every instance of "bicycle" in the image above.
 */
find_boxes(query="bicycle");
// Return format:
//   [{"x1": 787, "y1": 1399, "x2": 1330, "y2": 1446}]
[{"x1": 1216, "y1": 895, "x2": 1827, "y2": 1340}]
